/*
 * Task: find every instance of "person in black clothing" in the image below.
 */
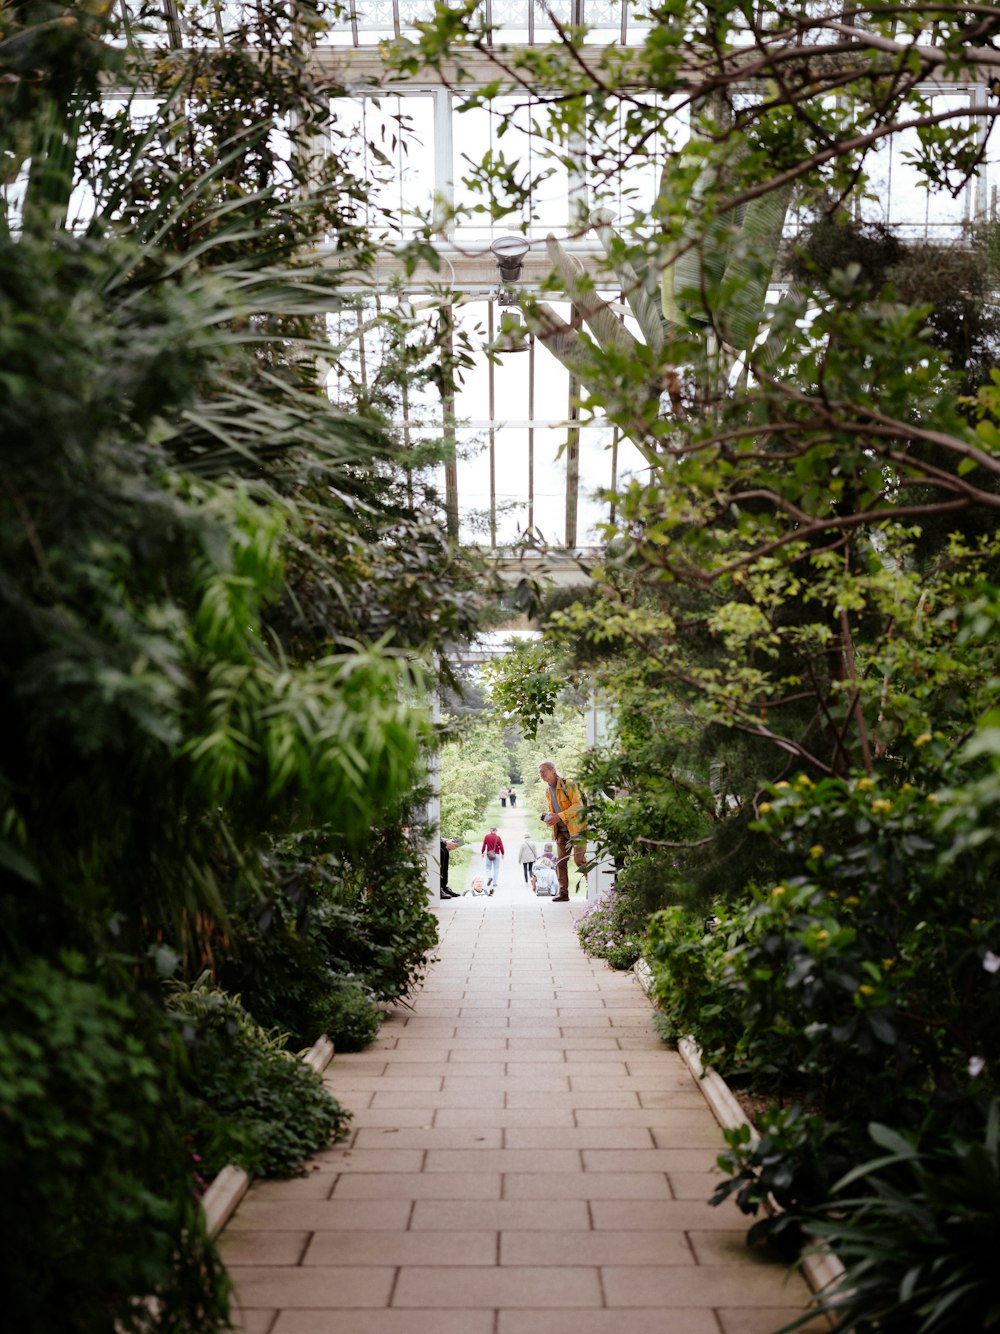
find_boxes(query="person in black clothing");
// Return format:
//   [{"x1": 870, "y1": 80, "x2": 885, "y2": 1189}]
[
  {"x1": 508, "y1": 786, "x2": 517, "y2": 808},
  {"x1": 439, "y1": 838, "x2": 460, "y2": 899}
]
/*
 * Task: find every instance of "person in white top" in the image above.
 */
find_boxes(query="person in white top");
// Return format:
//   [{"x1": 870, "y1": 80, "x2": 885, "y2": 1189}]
[
  {"x1": 531, "y1": 854, "x2": 559, "y2": 897},
  {"x1": 517, "y1": 834, "x2": 538, "y2": 884}
]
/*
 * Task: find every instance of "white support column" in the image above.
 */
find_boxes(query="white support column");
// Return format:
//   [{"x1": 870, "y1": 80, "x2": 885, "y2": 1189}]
[
  {"x1": 585, "y1": 695, "x2": 616, "y2": 902},
  {"x1": 433, "y1": 88, "x2": 454, "y2": 234}
]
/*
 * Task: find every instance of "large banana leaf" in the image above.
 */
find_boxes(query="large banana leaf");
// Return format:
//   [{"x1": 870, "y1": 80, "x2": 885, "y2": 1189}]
[
  {"x1": 589, "y1": 207, "x2": 665, "y2": 352},
  {"x1": 545, "y1": 233, "x2": 643, "y2": 359},
  {"x1": 716, "y1": 182, "x2": 795, "y2": 351}
]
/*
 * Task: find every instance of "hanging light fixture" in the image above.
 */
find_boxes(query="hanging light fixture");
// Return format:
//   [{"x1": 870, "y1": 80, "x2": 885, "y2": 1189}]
[
  {"x1": 489, "y1": 235, "x2": 530, "y2": 353},
  {"x1": 489, "y1": 235, "x2": 530, "y2": 281}
]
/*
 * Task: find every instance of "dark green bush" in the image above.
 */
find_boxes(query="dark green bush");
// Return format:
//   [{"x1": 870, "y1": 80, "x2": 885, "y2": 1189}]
[
  {"x1": 644, "y1": 903, "x2": 748, "y2": 1072},
  {"x1": 0, "y1": 955, "x2": 229, "y2": 1334},
  {"x1": 794, "y1": 1105, "x2": 1000, "y2": 1333},
  {"x1": 711, "y1": 1106, "x2": 848, "y2": 1256},
  {"x1": 169, "y1": 978, "x2": 349, "y2": 1179},
  {"x1": 311, "y1": 976, "x2": 384, "y2": 1053},
  {"x1": 221, "y1": 823, "x2": 437, "y2": 1050},
  {"x1": 645, "y1": 762, "x2": 1000, "y2": 1265},
  {"x1": 738, "y1": 773, "x2": 1000, "y2": 1125}
]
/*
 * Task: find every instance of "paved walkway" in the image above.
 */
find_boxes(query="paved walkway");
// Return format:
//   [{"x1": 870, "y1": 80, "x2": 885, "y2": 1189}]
[{"x1": 222, "y1": 802, "x2": 824, "y2": 1334}]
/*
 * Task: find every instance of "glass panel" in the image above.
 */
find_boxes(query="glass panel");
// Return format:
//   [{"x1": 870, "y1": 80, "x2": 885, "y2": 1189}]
[
  {"x1": 532, "y1": 421, "x2": 572, "y2": 546},
  {"x1": 860, "y1": 94, "x2": 972, "y2": 240},
  {"x1": 577, "y1": 421, "x2": 617, "y2": 543},
  {"x1": 453, "y1": 95, "x2": 569, "y2": 240},
  {"x1": 330, "y1": 94, "x2": 435, "y2": 236}
]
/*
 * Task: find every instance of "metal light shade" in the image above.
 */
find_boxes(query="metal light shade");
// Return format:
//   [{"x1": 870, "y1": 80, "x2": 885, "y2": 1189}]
[{"x1": 490, "y1": 235, "x2": 530, "y2": 281}]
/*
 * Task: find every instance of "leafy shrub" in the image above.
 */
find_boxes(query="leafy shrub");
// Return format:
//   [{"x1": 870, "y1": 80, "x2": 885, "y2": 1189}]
[
  {"x1": 311, "y1": 976, "x2": 383, "y2": 1053},
  {"x1": 576, "y1": 881, "x2": 645, "y2": 969},
  {"x1": 798, "y1": 1106, "x2": 1000, "y2": 1334},
  {"x1": 222, "y1": 822, "x2": 437, "y2": 1050},
  {"x1": 0, "y1": 955, "x2": 229, "y2": 1334},
  {"x1": 740, "y1": 773, "x2": 1000, "y2": 1127},
  {"x1": 644, "y1": 904, "x2": 747, "y2": 1072},
  {"x1": 711, "y1": 1105, "x2": 848, "y2": 1256},
  {"x1": 169, "y1": 977, "x2": 349, "y2": 1179},
  {"x1": 645, "y1": 762, "x2": 1000, "y2": 1251}
]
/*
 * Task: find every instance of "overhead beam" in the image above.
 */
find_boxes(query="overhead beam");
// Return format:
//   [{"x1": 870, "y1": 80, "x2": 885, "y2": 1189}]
[{"x1": 314, "y1": 239, "x2": 611, "y2": 294}]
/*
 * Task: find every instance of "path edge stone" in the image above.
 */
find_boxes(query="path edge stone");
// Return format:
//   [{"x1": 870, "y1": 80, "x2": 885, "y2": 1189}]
[
  {"x1": 201, "y1": 1032, "x2": 335, "y2": 1239},
  {"x1": 632, "y1": 957, "x2": 844, "y2": 1324}
]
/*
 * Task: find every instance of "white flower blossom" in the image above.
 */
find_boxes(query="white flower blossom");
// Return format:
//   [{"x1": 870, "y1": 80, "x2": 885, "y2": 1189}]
[
  {"x1": 969, "y1": 1056, "x2": 986, "y2": 1077},
  {"x1": 983, "y1": 951, "x2": 1000, "y2": 974}
]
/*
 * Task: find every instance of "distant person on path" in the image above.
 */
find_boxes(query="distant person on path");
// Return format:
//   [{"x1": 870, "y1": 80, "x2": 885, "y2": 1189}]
[
  {"x1": 439, "y1": 837, "x2": 461, "y2": 899},
  {"x1": 498, "y1": 786, "x2": 508, "y2": 808},
  {"x1": 531, "y1": 852, "x2": 559, "y2": 897},
  {"x1": 508, "y1": 786, "x2": 517, "y2": 808},
  {"x1": 517, "y1": 833, "x2": 537, "y2": 883},
  {"x1": 481, "y1": 826, "x2": 504, "y2": 890},
  {"x1": 538, "y1": 760, "x2": 586, "y2": 902}
]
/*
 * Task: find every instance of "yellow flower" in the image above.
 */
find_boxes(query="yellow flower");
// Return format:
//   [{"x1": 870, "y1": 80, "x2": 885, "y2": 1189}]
[
  {"x1": 771, "y1": 885, "x2": 787, "y2": 898},
  {"x1": 816, "y1": 929, "x2": 829, "y2": 942},
  {"x1": 796, "y1": 775, "x2": 814, "y2": 789},
  {"x1": 915, "y1": 733, "x2": 932, "y2": 747},
  {"x1": 901, "y1": 783, "x2": 914, "y2": 794},
  {"x1": 845, "y1": 895, "x2": 860, "y2": 907},
  {"x1": 758, "y1": 802, "x2": 773, "y2": 814},
  {"x1": 809, "y1": 845, "x2": 824, "y2": 859},
  {"x1": 882, "y1": 958, "x2": 895, "y2": 970},
  {"x1": 774, "y1": 781, "x2": 790, "y2": 790},
  {"x1": 871, "y1": 799, "x2": 893, "y2": 815},
  {"x1": 827, "y1": 891, "x2": 839, "y2": 900},
  {"x1": 857, "y1": 984, "x2": 875, "y2": 997},
  {"x1": 857, "y1": 777, "x2": 875, "y2": 791}
]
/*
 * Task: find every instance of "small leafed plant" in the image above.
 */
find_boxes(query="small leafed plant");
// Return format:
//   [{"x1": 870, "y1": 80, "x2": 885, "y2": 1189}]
[
  {"x1": 168, "y1": 976, "x2": 350, "y2": 1180},
  {"x1": 576, "y1": 881, "x2": 644, "y2": 970}
]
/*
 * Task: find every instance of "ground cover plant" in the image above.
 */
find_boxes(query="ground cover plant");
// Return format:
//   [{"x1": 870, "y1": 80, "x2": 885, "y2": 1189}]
[
  {"x1": 575, "y1": 879, "x2": 645, "y2": 970},
  {"x1": 168, "y1": 976, "x2": 350, "y2": 1180}
]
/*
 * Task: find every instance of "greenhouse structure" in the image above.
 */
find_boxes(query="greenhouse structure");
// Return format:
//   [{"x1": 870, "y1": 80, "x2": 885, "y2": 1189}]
[{"x1": 2, "y1": 2, "x2": 999, "y2": 1332}]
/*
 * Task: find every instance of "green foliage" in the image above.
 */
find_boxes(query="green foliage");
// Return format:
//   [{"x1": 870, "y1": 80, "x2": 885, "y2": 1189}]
[
  {"x1": 170, "y1": 978, "x2": 349, "y2": 1180},
  {"x1": 575, "y1": 881, "x2": 644, "y2": 969},
  {"x1": 645, "y1": 753, "x2": 1000, "y2": 1251},
  {"x1": 0, "y1": 954, "x2": 229, "y2": 1334},
  {"x1": 0, "y1": 7, "x2": 473, "y2": 1328},
  {"x1": 308, "y1": 976, "x2": 384, "y2": 1054},
  {"x1": 645, "y1": 905, "x2": 747, "y2": 1069},
  {"x1": 712, "y1": 1106, "x2": 845, "y2": 1257},
  {"x1": 796, "y1": 1108, "x2": 1000, "y2": 1334},
  {"x1": 740, "y1": 771, "x2": 1000, "y2": 1120},
  {"x1": 439, "y1": 710, "x2": 511, "y2": 839},
  {"x1": 219, "y1": 820, "x2": 437, "y2": 1050},
  {"x1": 481, "y1": 639, "x2": 565, "y2": 740}
]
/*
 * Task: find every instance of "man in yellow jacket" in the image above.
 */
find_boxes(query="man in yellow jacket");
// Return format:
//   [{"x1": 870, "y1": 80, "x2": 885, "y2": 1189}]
[{"x1": 538, "y1": 760, "x2": 585, "y2": 901}]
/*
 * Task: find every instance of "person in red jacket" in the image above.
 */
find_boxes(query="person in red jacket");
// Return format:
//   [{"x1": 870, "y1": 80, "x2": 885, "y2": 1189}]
[{"x1": 481, "y1": 826, "x2": 504, "y2": 892}]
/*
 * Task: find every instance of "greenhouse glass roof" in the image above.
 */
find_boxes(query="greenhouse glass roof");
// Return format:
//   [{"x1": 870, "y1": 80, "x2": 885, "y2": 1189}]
[{"x1": 110, "y1": 2, "x2": 1000, "y2": 551}]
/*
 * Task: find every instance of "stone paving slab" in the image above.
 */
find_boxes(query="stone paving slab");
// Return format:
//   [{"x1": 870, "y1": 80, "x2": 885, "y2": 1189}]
[{"x1": 221, "y1": 803, "x2": 821, "y2": 1334}]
